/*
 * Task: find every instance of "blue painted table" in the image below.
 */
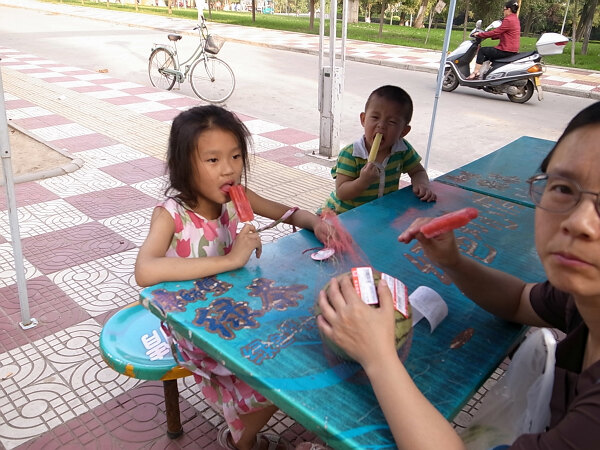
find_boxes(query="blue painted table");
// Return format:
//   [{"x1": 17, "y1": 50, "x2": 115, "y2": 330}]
[
  {"x1": 139, "y1": 182, "x2": 546, "y2": 449},
  {"x1": 436, "y1": 136, "x2": 555, "y2": 207}
]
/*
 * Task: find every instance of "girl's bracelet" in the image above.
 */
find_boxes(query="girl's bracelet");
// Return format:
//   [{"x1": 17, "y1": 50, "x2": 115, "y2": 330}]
[{"x1": 256, "y1": 207, "x2": 299, "y2": 233}]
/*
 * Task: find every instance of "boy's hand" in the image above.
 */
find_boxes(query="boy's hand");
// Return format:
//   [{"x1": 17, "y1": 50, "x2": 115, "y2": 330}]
[
  {"x1": 359, "y1": 162, "x2": 381, "y2": 185},
  {"x1": 229, "y1": 224, "x2": 262, "y2": 266},
  {"x1": 412, "y1": 182, "x2": 437, "y2": 202}
]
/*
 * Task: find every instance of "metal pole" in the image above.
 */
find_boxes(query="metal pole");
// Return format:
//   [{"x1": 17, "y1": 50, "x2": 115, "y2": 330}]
[
  {"x1": 317, "y1": 0, "x2": 325, "y2": 114},
  {"x1": 0, "y1": 67, "x2": 37, "y2": 329},
  {"x1": 560, "y1": 0, "x2": 570, "y2": 35},
  {"x1": 424, "y1": 0, "x2": 456, "y2": 170}
]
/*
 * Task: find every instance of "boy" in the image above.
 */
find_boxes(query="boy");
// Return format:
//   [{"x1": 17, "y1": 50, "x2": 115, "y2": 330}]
[{"x1": 321, "y1": 85, "x2": 436, "y2": 214}]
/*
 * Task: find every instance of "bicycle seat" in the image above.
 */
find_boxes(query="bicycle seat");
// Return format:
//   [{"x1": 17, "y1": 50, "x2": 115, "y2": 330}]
[{"x1": 168, "y1": 34, "x2": 182, "y2": 42}]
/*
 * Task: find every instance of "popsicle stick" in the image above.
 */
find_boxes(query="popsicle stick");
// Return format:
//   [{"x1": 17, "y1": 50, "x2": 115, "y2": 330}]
[{"x1": 368, "y1": 133, "x2": 383, "y2": 163}]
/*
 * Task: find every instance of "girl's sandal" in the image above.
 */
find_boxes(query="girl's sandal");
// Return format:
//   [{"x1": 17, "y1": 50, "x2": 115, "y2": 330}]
[
  {"x1": 466, "y1": 72, "x2": 480, "y2": 80},
  {"x1": 217, "y1": 425, "x2": 291, "y2": 450}
]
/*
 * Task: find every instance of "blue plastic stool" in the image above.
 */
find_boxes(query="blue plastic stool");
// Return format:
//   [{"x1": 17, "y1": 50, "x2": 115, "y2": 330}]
[{"x1": 99, "y1": 303, "x2": 192, "y2": 438}]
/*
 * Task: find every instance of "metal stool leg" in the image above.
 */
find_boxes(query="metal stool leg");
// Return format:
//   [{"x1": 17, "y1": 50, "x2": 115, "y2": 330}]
[{"x1": 163, "y1": 379, "x2": 183, "y2": 439}]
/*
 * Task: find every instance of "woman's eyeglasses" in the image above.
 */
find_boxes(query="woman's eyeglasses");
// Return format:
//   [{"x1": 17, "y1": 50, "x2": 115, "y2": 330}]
[{"x1": 527, "y1": 173, "x2": 600, "y2": 215}]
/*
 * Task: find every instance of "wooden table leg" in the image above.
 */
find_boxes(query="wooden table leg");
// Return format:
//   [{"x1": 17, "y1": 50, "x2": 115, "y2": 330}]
[{"x1": 163, "y1": 379, "x2": 183, "y2": 439}]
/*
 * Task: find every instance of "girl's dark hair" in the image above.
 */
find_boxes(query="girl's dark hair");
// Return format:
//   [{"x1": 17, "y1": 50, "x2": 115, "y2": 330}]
[
  {"x1": 165, "y1": 105, "x2": 251, "y2": 206},
  {"x1": 540, "y1": 102, "x2": 600, "y2": 172},
  {"x1": 365, "y1": 85, "x2": 414, "y2": 124}
]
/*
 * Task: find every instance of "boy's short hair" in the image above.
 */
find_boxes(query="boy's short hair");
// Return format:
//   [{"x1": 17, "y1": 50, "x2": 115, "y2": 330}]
[{"x1": 364, "y1": 85, "x2": 413, "y2": 124}]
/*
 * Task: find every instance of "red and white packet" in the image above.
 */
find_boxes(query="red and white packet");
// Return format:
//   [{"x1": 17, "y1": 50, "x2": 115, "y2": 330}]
[{"x1": 350, "y1": 267, "x2": 409, "y2": 318}]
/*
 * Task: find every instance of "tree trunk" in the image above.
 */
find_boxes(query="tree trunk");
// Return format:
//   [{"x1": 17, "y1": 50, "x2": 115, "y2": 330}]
[
  {"x1": 462, "y1": 0, "x2": 470, "y2": 41},
  {"x1": 522, "y1": 12, "x2": 534, "y2": 35},
  {"x1": 378, "y1": 0, "x2": 387, "y2": 37},
  {"x1": 168, "y1": 0, "x2": 172, "y2": 15},
  {"x1": 347, "y1": 0, "x2": 359, "y2": 23},
  {"x1": 571, "y1": 0, "x2": 578, "y2": 64},
  {"x1": 309, "y1": 0, "x2": 315, "y2": 30},
  {"x1": 252, "y1": 0, "x2": 256, "y2": 21},
  {"x1": 576, "y1": 0, "x2": 598, "y2": 54},
  {"x1": 414, "y1": 0, "x2": 429, "y2": 28}
]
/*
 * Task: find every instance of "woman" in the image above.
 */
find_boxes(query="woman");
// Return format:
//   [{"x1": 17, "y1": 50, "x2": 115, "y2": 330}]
[
  {"x1": 316, "y1": 102, "x2": 600, "y2": 449},
  {"x1": 467, "y1": 0, "x2": 521, "y2": 80}
]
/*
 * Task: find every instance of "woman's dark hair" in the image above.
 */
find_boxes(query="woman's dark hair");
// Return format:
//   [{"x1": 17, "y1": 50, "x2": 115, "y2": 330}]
[
  {"x1": 505, "y1": 0, "x2": 519, "y2": 13},
  {"x1": 165, "y1": 105, "x2": 251, "y2": 207},
  {"x1": 540, "y1": 102, "x2": 600, "y2": 172},
  {"x1": 365, "y1": 85, "x2": 414, "y2": 124}
]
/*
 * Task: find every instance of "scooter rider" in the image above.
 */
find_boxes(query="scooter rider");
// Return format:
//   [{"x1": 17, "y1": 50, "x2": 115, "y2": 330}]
[{"x1": 467, "y1": 0, "x2": 521, "y2": 80}]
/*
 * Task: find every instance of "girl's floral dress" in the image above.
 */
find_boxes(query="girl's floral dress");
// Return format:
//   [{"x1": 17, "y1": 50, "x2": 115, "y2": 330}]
[{"x1": 159, "y1": 197, "x2": 273, "y2": 442}]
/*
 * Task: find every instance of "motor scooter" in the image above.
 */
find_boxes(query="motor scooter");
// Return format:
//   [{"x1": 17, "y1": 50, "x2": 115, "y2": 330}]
[{"x1": 442, "y1": 20, "x2": 568, "y2": 103}]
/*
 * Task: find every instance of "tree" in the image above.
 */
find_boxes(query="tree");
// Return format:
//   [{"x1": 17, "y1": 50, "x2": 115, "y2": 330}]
[
  {"x1": 414, "y1": 0, "x2": 429, "y2": 27},
  {"x1": 462, "y1": 0, "x2": 471, "y2": 40},
  {"x1": 379, "y1": 0, "x2": 388, "y2": 36},
  {"x1": 571, "y1": 0, "x2": 578, "y2": 64},
  {"x1": 576, "y1": 0, "x2": 598, "y2": 54}
]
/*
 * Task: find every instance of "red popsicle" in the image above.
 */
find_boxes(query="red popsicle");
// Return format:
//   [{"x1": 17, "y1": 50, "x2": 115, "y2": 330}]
[
  {"x1": 229, "y1": 185, "x2": 254, "y2": 222},
  {"x1": 420, "y1": 207, "x2": 478, "y2": 238}
]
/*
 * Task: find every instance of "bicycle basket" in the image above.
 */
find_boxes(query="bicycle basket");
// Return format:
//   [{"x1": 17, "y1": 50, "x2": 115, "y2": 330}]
[{"x1": 204, "y1": 34, "x2": 225, "y2": 55}]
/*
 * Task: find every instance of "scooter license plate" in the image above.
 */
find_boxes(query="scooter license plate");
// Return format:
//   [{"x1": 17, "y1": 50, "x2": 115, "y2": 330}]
[{"x1": 534, "y1": 77, "x2": 541, "y2": 87}]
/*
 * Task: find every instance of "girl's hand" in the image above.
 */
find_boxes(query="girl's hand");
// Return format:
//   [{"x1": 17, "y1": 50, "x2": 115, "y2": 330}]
[
  {"x1": 317, "y1": 276, "x2": 397, "y2": 370},
  {"x1": 313, "y1": 219, "x2": 337, "y2": 246},
  {"x1": 229, "y1": 224, "x2": 262, "y2": 266},
  {"x1": 397, "y1": 217, "x2": 461, "y2": 269}
]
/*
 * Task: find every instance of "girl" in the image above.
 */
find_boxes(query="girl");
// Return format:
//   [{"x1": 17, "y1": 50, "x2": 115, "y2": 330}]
[
  {"x1": 316, "y1": 101, "x2": 600, "y2": 449},
  {"x1": 135, "y1": 105, "x2": 332, "y2": 450}
]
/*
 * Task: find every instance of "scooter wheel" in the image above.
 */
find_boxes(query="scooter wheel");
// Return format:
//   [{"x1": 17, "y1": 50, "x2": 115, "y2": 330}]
[
  {"x1": 507, "y1": 79, "x2": 535, "y2": 103},
  {"x1": 442, "y1": 67, "x2": 459, "y2": 92}
]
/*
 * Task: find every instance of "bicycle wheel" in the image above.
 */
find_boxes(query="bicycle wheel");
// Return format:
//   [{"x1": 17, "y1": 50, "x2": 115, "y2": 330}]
[
  {"x1": 189, "y1": 56, "x2": 235, "y2": 103},
  {"x1": 148, "y1": 48, "x2": 176, "y2": 91}
]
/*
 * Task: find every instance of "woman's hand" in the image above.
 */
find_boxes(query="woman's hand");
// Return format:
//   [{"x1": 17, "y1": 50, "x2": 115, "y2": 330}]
[
  {"x1": 229, "y1": 223, "x2": 262, "y2": 266},
  {"x1": 317, "y1": 275, "x2": 397, "y2": 370},
  {"x1": 397, "y1": 217, "x2": 461, "y2": 269}
]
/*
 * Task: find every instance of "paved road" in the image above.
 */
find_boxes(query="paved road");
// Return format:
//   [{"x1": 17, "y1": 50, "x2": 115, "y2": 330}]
[{"x1": 1, "y1": 2, "x2": 597, "y2": 177}]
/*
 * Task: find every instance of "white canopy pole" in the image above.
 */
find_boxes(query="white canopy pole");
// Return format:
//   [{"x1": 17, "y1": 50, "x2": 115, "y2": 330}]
[
  {"x1": 424, "y1": 0, "x2": 457, "y2": 170},
  {"x1": 0, "y1": 68, "x2": 37, "y2": 329}
]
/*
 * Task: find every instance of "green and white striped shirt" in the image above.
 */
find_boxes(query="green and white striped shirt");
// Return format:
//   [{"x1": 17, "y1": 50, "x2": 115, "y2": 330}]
[{"x1": 321, "y1": 137, "x2": 421, "y2": 214}]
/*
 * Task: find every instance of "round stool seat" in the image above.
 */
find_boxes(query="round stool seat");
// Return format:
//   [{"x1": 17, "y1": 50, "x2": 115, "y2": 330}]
[{"x1": 100, "y1": 304, "x2": 191, "y2": 381}]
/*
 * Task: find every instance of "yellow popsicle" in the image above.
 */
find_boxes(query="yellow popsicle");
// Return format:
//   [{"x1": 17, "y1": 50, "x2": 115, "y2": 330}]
[{"x1": 368, "y1": 133, "x2": 382, "y2": 163}]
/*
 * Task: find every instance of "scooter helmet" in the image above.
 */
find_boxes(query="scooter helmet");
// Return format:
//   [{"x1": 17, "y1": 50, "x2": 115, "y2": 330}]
[{"x1": 505, "y1": 0, "x2": 519, "y2": 13}]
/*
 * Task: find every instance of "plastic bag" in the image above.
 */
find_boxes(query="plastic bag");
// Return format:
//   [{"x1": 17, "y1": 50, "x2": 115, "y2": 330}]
[{"x1": 460, "y1": 328, "x2": 556, "y2": 450}]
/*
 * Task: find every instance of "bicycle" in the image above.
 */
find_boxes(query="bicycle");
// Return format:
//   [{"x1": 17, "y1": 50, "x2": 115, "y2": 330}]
[{"x1": 148, "y1": 16, "x2": 235, "y2": 104}]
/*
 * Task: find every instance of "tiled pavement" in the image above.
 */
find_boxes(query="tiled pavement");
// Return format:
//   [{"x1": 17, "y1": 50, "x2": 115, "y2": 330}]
[
  {"x1": 0, "y1": 2, "x2": 595, "y2": 449},
  {"x1": 0, "y1": 45, "x2": 337, "y2": 449}
]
